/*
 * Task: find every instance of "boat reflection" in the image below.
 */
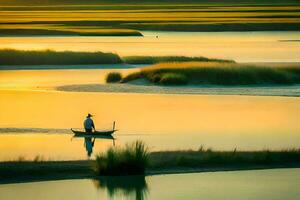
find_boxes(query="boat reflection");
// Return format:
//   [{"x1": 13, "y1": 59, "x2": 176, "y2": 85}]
[
  {"x1": 93, "y1": 176, "x2": 148, "y2": 200},
  {"x1": 72, "y1": 134, "x2": 115, "y2": 158}
]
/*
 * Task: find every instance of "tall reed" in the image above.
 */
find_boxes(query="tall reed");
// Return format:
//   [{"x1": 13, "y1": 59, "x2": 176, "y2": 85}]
[{"x1": 95, "y1": 141, "x2": 149, "y2": 175}]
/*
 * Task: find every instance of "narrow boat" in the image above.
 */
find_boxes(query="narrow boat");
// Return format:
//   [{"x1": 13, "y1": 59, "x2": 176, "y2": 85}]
[{"x1": 71, "y1": 121, "x2": 117, "y2": 138}]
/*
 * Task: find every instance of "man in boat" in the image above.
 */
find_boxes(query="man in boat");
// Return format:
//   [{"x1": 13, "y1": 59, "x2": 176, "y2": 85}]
[{"x1": 84, "y1": 113, "x2": 95, "y2": 133}]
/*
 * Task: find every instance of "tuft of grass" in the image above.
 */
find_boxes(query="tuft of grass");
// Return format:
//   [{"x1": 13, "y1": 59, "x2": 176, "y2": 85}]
[
  {"x1": 121, "y1": 62, "x2": 300, "y2": 86},
  {"x1": 94, "y1": 140, "x2": 149, "y2": 176},
  {"x1": 106, "y1": 72, "x2": 122, "y2": 83},
  {"x1": 122, "y1": 56, "x2": 234, "y2": 65},
  {"x1": 0, "y1": 49, "x2": 123, "y2": 65}
]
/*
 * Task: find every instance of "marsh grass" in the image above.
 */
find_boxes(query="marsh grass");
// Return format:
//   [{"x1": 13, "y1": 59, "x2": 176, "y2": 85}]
[
  {"x1": 158, "y1": 73, "x2": 188, "y2": 85},
  {"x1": 106, "y1": 72, "x2": 122, "y2": 83},
  {"x1": 95, "y1": 141, "x2": 149, "y2": 176},
  {"x1": 0, "y1": 49, "x2": 122, "y2": 65},
  {"x1": 123, "y1": 56, "x2": 234, "y2": 64},
  {"x1": 0, "y1": 50, "x2": 232, "y2": 66},
  {"x1": 122, "y1": 62, "x2": 300, "y2": 85},
  {"x1": 149, "y1": 148, "x2": 300, "y2": 169},
  {"x1": 1, "y1": 2, "x2": 300, "y2": 34},
  {"x1": 1, "y1": 147, "x2": 300, "y2": 182},
  {"x1": 0, "y1": 28, "x2": 143, "y2": 37}
]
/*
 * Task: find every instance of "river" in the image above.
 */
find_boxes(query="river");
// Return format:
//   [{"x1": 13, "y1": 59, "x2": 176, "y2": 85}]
[
  {"x1": 0, "y1": 31, "x2": 300, "y2": 62},
  {"x1": 0, "y1": 68, "x2": 300, "y2": 160}
]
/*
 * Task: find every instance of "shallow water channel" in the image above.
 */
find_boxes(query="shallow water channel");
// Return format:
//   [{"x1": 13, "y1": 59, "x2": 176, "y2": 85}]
[{"x1": 0, "y1": 31, "x2": 300, "y2": 62}]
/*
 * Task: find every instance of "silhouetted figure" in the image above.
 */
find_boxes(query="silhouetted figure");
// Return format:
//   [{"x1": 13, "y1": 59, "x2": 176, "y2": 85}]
[
  {"x1": 84, "y1": 137, "x2": 95, "y2": 157},
  {"x1": 84, "y1": 113, "x2": 95, "y2": 133}
]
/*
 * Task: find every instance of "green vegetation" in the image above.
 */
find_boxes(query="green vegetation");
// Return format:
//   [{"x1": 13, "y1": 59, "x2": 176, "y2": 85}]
[
  {"x1": 158, "y1": 73, "x2": 188, "y2": 85},
  {"x1": 1, "y1": 144, "x2": 300, "y2": 183},
  {"x1": 106, "y1": 72, "x2": 122, "y2": 83},
  {"x1": 94, "y1": 141, "x2": 149, "y2": 176},
  {"x1": 121, "y1": 62, "x2": 300, "y2": 85},
  {"x1": 149, "y1": 147, "x2": 300, "y2": 169},
  {"x1": 0, "y1": 49, "x2": 234, "y2": 66},
  {"x1": 0, "y1": 1, "x2": 299, "y2": 35},
  {"x1": 0, "y1": 160, "x2": 93, "y2": 183},
  {"x1": 0, "y1": 49, "x2": 122, "y2": 65},
  {"x1": 2, "y1": 0, "x2": 300, "y2": 6},
  {"x1": 0, "y1": 28, "x2": 143, "y2": 37},
  {"x1": 123, "y1": 56, "x2": 234, "y2": 65}
]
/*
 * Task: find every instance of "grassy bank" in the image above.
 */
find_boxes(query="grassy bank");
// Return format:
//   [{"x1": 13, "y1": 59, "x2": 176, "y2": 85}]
[
  {"x1": 0, "y1": 49, "x2": 231, "y2": 66},
  {"x1": 2, "y1": 0, "x2": 300, "y2": 6},
  {"x1": 0, "y1": 160, "x2": 94, "y2": 183},
  {"x1": 123, "y1": 56, "x2": 234, "y2": 65},
  {"x1": 150, "y1": 148, "x2": 300, "y2": 169},
  {"x1": 1, "y1": 144, "x2": 300, "y2": 183},
  {"x1": 120, "y1": 62, "x2": 300, "y2": 85},
  {"x1": 0, "y1": 49, "x2": 123, "y2": 65},
  {"x1": 0, "y1": 28, "x2": 143, "y2": 37}
]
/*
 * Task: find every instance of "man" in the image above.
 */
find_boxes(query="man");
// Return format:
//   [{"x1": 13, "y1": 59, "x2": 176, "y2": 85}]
[{"x1": 84, "y1": 113, "x2": 95, "y2": 133}]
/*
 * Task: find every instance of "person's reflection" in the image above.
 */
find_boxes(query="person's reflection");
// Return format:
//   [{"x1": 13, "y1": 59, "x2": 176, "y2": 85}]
[
  {"x1": 84, "y1": 137, "x2": 95, "y2": 157},
  {"x1": 93, "y1": 176, "x2": 148, "y2": 200}
]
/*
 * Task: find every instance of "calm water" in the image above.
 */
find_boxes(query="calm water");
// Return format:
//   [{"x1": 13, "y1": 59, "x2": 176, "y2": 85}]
[
  {"x1": 0, "y1": 169, "x2": 299, "y2": 200},
  {"x1": 0, "y1": 69, "x2": 300, "y2": 160},
  {"x1": 0, "y1": 31, "x2": 300, "y2": 62}
]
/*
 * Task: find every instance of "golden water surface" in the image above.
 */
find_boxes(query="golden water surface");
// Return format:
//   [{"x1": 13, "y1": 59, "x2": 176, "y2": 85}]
[
  {"x1": 0, "y1": 31, "x2": 300, "y2": 62},
  {"x1": 0, "y1": 69, "x2": 300, "y2": 160}
]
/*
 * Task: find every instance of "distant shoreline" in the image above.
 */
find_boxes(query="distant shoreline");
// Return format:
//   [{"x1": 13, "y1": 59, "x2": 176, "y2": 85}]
[{"x1": 1, "y1": 62, "x2": 300, "y2": 70}]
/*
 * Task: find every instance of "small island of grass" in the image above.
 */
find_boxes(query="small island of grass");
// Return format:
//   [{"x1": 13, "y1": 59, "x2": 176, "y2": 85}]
[
  {"x1": 118, "y1": 62, "x2": 300, "y2": 86},
  {"x1": 0, "y1": 49, "x2": 123, "y2": 65},
  {"x1": 0, "y1": 28, "x2": 143, "y2": 37},
  {"x1": 0, "y1": 49, "x2": 232, "y2": 66}
]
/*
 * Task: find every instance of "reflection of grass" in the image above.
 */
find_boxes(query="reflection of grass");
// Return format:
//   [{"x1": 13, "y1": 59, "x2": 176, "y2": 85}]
[
  {"x1": 0, "y1": 49, "x2": 122, "y2": 65},
  {"x1": 94, "y1": 176, "x2": 148, "y2": 200},
  {"x1": 95, "y1": 141, "x2": 149, "y2": 176},
  {"x1": 121, "y1": 62, "x2": 300, "y2": 85}
]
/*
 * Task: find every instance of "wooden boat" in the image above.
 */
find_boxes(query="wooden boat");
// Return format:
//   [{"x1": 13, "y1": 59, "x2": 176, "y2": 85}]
[{"x1": 71, "y1": 121, "x2": 117, "y2": 138}]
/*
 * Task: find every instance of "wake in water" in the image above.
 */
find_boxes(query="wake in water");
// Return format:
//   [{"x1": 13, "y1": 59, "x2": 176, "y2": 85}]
[{"x1": 0, "y1": 127, "x2": 73, "y2": 134}]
